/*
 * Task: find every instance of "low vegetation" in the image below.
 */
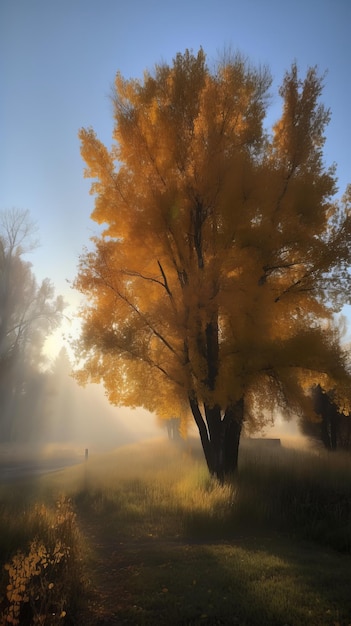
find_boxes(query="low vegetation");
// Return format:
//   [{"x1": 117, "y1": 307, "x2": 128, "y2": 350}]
[
  {"x1": 1, "y1": 438, "x2": 351, "y2": 624},
  {"x1": 0, "y1": 491, "x2": 83, "y2": 625}
]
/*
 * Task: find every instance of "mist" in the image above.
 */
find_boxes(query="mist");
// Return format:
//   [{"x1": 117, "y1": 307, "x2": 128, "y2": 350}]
[
  {"x1": 0, "y1": 345, "x2": 162, "y2": 478},
  {"x1": 43, "y1": 370, "x2": 161, "y2": 453}
]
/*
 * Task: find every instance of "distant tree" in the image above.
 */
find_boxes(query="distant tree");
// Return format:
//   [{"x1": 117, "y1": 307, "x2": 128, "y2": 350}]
[
  {"x1": 0, "y1": 208, "x2": 65, "y2": 441},
  {"x1": 74, "y1": 49, "x2": 351, "y2": 479},
  {"x1": 12, "y1": 367, "x2": 53, "y2": 442},
  {"x1": 44, "y1": 347, "x2": 136, "y2": 447},
  {"x1": 45, "y1": 347, "x2": 76, "y2": 442},
  {"x1": 166, "y1": 417, "x2": 181, "y2": 441},
  {"x1": 299, "y1": 383, "x2": 351, "y2": 451}
]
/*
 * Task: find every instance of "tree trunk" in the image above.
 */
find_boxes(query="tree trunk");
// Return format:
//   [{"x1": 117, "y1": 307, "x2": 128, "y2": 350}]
[
  {"x1": 313, "y1": 384, "x2": 339, "y2": 451},
  {"x1": 189, "y1": 396, "x2": 244, "y2": 481},
  {"x1": 223, "y1": 399, "x2": 243, "y2": 476},
  {"x1": 188, "y1": 394, "x2": 214, "y2": 473},
  {"x1": 204, "y1": 403, "x2": 221, "y2": 472},
  {"x1": 166, "y1": 417, "x2": 181, "y2": 441},
  {"x1": 329, "y1": 410, "x2": 339, "y2": 451}
]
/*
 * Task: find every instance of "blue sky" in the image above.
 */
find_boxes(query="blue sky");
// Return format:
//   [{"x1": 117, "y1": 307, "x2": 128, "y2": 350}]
[{"x1": 1, "y1": 0, "x2": 351, "y2": 351}]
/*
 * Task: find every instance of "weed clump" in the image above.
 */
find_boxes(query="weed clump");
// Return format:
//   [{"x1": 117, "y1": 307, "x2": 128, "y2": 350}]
[{"x1": 0, "y1": 497, "x2": 82, "y2": 625}]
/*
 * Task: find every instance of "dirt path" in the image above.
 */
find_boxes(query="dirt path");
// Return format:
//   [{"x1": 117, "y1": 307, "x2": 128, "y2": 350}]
[
  {"x1": 76, "y1": 513, "x2": 177, "y2": 625},
  {"x1": 76, "y1": 513, "x2": 217, "y2": 625},
  {"x1": 77, "y1": 515, "x2": 131, "y2": 624}
]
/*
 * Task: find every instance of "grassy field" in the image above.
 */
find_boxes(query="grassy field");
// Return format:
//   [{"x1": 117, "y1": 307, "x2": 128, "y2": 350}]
[{"x1": 0, "y1": 438, "x2": 351, "y2": 624}]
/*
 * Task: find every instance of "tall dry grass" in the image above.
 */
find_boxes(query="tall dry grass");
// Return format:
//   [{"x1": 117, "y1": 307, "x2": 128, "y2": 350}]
[{"x1": 62, "y1": 437, "x2": 351, "y2": 550}]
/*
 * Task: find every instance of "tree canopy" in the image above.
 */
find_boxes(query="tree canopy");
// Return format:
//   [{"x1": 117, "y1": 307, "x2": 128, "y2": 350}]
[
  {"x1": 0, "y1": 208, "x2": 65, "y2": 441},
  {"x1": 74, "y1": 49, "x2": 351, "y2": 478}
]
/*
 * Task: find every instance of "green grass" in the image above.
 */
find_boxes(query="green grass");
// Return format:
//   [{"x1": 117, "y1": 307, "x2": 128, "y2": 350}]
[
  {"x1": 107, "y1": 540, "x2": 351, "y2": 625},
  {"x1": 1, "y1": 437, "x2": 351, "y2": 624}
]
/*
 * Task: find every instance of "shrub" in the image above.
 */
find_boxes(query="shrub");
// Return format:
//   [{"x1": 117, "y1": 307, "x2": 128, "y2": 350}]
[{"x1": 0, "y1": 497, "x2": 82, "y2": 625}]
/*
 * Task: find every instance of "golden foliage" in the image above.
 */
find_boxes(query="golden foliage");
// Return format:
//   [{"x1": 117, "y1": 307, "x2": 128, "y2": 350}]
[
  {"x1": 0, "y1": 498, "x2": 79, "y2": 625},
  {"x1": 74, "y1": 49, "x2": 351, "y2": 433}
]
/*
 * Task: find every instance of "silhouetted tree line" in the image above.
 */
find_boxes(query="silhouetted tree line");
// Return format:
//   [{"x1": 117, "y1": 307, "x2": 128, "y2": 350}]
[{"x1": 0, "y1": 209, "x2": 64, "y2": 442}]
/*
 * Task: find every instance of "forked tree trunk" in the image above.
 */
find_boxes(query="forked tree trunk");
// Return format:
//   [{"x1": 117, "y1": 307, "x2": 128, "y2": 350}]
[
  {"x1": 189, "y1": 395, "x2": 244, "y2": 481},
  {"x1": 188, "y1": 395, "x2": 214, "y2": 471}
]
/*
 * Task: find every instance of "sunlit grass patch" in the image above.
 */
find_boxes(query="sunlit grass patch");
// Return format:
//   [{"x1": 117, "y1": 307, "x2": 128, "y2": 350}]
[
  {"x1": 60, "y1": 438, "x2": 351, "y2": 550},
  {"x1": 111, "y1": 539, "x2": 351, "y2": 625},
  {"x1": 66, "y1": 440, "x2": 238, "y2": 540}
]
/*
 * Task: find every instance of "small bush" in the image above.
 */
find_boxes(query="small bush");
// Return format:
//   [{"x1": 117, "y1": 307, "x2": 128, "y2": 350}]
[{"x1": 0, "y1": 497, "x2": 82, "y2": 625}]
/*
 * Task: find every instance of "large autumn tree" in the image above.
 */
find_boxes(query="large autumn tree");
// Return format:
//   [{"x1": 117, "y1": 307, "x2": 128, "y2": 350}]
[{"x1": 74, "y1": 49, "x2": 351, "y2": 479}]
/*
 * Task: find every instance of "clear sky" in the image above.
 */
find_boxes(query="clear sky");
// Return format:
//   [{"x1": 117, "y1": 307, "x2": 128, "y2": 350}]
[{"x1": 1, "y1": 0, "x2": 351, "y2": 353}]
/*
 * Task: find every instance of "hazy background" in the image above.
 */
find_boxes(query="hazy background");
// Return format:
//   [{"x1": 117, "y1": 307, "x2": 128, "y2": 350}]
[{"x1": 1, "y1": 0, "x2": 350, "y2": 449}]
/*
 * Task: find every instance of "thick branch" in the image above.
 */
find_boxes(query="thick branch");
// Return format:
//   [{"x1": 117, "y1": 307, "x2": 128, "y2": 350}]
[
  {"x1": 122, "y1": 268, "x2": 165, "y2": 289},
  {"x1": 105, "y1": 320, "x2": 191, "y2": 391},
  {"x1": 92, "y1": 263, "x2": 182, "y2": 361},
  {"x1": 188, "y1": 394, "x2": 213, "y2": 472},
  {"x1": 157, "y1": 260, "x2": 173, "y2": 299},
  {"x1": 117, "y1": 289, "x2": 180, "y2": 358}
]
